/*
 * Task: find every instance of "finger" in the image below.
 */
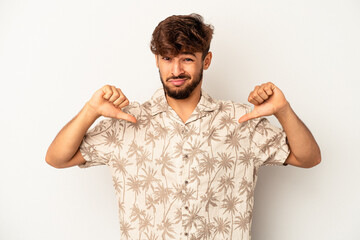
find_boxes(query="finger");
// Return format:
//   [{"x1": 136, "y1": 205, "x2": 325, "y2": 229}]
[
  {"x1": 117, "y1": 99, "x2": 129, "y2": 109},
  {"x1": 248, "y1": 94, "x2": 260, "y2": 105},
  {"x1": 264, "y1": 82, "x2": 275, "y2": 96},
  {"x1": 267, "y1": 82, "x2": 276, "y2": 90},
  {"x1": 116, "y1": 111, "x2": 137, "y2": 123},
  {"x1": 252, "y1": 95, "x2": 264, "y2": 105},
  {"x1": 113, "y1": 97, "x2": 126, "y2": 107},
  {"x1": 249, "y1": 86, "x2": 263, "y2": 105},
  {"x1": 102, "y1": 85, "x2": 113, "y2": 100},
  {"x1": 113, "y1": 93, "x2": 126, "y2": 106},
  {"x1": 238, "y1": 110, "x2": 260, "y2": 123},
  {"x1": 257, "y1": 87, "x2": 269, "y2": 101},
  {"x1": 108, "y1": 86, "x2": 120, "y2": 102},
  {"x1": 263, "y1": 84, "x2": 273, "y2": 95}
]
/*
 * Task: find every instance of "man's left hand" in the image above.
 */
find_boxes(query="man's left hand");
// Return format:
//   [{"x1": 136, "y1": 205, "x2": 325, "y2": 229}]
[{"x1": 238, "y1": 82, "x2": 289, "y2": 123}]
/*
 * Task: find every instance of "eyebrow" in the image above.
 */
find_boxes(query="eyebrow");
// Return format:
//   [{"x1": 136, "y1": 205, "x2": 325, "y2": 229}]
[{"x1": 180, "y1": 52, "x2": 197, "y2": 58}]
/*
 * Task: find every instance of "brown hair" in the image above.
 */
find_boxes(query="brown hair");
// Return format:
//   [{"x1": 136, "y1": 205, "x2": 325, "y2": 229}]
[{"x1": 150, "y1": 13, "x2": 214, "y2": 59}]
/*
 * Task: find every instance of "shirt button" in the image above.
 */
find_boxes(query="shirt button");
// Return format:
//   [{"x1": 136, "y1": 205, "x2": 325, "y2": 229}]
[
  {"x1": 182, "y1": 128, "x2": 188, "y2": 134},
  {"x1": 183, "y1": 154, "x2": 188, "y2": 160},
  {"x1": 184, "y1": 232, "x2": 189, "y2": 236},
  {"x1": 184, "y1": 206, "x2": 189, "y2": 210},
  {"x1": 185, "y1": 180, "x2": 189, "y2": 184}
]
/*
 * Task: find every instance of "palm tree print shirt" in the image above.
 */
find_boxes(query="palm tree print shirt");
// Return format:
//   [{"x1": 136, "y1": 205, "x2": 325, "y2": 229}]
[{"x1": 79, "y1": 88, "x2": 290, "y2": 240}]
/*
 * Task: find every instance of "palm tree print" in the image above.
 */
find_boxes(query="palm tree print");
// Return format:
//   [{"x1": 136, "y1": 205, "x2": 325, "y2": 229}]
[
  {"x1": 200, "y1": 188, "x2": 218, "y2": 214},
  {"x1": 139, "y1": 213, "x2": 153, "y2": 233},
  {"x1": 222, "y1": 193, "x2": 243, "y2": 239},
  {"x1": 127, "y1": 175, "x2": 141, "y2": 201},
  {"x1": 217, "y1": 174, "x2": 235, "y2": 195},
  {"x1": 139, "y1": 167, "x2": 159, "y2": 192},
  {"x1": 219, "y1": 114, "x2": 236, "y2": 131},
  {"x1": 235, "y1": 211, "x2": 251, "y2": 238},
  {"x1": 120, "y1": 219, "x2": 134, "y2": 240},
  {"x1": 222, "y1": 194, "x2": 241, "y2": 215},
  {"x1": 254, "y1": 119, "x2": 275, "y2": 137},
  {"x1": 217, "y1": 152, "x2": 235, "y2": 173},
  {"x1": 197, "y1": 218, "x2": 214, "y2": 240},
  {"x1": 153, "y1": 183, "x2": 172, "y2": 205},
  {"x1": 199, "y1": 153, "x2": 217, "y2": 176},
  {"x1": 213, "y1": 216, "x2": 231, "y2": 239},
  {"x1": 79, "y1": 88, "x2": 290, "y2": 239},
  {"x1": 157, "y1": 218, "x2": 175, "y2": 240},
  {"x1": 238, "y1": 148, "x2": 258, "y2": 175},
  {"x1": 183, "y1": 205, "x2": 202, "y2": 230},
  {"x1": 189, "y1": 167, "x2": 202, "y2": 198},
  {"x1": 144, "y1": 231, "x2": 159, "y2": 240},
  {"x1": 130, "y1": 203, "x2": 146, "y2": 223},
  {"x1": 111, "y1": 157, "x2": 131, "y2": 176},
  {"x1": 112, "y1": 176, "x2": 122, "y2": 194},
  {"x1": 155, "y1": 153, "x2": 175, "y2": 187},
  {"x1": 136, "y1": 148, "x2": 151, "y2": 173},
  {"x1": 102, "y1": 129, "x2": 121, "y2": 147},
  {"x1": 145, "y1": 194, "x2": 157, "y2": 225}
]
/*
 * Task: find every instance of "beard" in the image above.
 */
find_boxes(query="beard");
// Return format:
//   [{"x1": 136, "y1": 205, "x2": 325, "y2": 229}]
[{"x1": 159, "y1": 68, "x2": 203, "y2": 100}]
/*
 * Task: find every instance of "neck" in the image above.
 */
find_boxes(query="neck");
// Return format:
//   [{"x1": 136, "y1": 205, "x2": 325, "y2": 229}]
[{"x1": 165, "y1": 83, "x2": 202, "y2": 123}]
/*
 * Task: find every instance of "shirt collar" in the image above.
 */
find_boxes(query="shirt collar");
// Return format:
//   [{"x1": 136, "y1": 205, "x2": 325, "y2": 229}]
[{"x1": 149, "y1": 88, "x2": 218, "y2": 117}]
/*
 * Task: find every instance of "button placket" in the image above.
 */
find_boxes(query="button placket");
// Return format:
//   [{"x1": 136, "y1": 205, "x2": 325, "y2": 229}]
[{"x1": 181, "y1": 125, "x2": 192, "y2": 238}]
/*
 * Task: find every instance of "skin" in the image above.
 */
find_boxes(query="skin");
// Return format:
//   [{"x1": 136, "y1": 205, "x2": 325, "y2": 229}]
[
  {"x1": 239, "y1": 82, "x2": 321, "y2": 167},
  {"x1": 155, "y1": 51, "x2": 212, "y2": 123},
  {"x1": 45, "y1": 51, "x2": 320, "y2": 168}
]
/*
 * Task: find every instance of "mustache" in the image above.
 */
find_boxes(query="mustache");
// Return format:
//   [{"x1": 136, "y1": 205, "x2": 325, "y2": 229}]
[{"x1": 166, "y1": 74, "x2": 191, "y2": 81}]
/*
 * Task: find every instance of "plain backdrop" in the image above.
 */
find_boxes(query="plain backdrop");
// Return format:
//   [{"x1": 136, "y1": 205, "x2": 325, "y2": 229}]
[{"x1": 1, "y1": 0, "x2": 359, "y2": 239}]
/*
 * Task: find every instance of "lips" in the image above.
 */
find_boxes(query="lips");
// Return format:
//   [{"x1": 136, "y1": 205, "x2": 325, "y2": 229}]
[{"x1": 169, "y1": 79, "x2": 187, "y2": 86}]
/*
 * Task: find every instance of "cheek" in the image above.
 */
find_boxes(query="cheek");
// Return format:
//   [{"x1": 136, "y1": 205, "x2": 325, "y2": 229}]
[
  {"x1": 158, "y1": 68, "x2": 168, "y2": 81},
  {"x1": 189, "y1": 65, "x2": 202, "y2": 77},
  {"x1": 159, "y1": 65, "x2": 170, "y2": 76}
]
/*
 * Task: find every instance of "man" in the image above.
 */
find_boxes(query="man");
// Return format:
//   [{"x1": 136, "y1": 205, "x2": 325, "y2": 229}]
[{"x1": 46, "y1": 14, "x2": 320, "y2": 240}]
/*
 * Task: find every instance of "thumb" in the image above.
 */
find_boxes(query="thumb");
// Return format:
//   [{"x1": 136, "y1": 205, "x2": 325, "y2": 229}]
[
  {"x1": 238, "y1": 110, "x2": 260, "y2": 123},
  {"x1": 114, "y1": 110, "x2": 137, "y2": 123}
]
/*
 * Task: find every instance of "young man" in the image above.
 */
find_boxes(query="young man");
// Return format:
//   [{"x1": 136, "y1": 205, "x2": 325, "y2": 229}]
[{"x1": 46, "y1": 14, "x2": 320, "y2": 240}]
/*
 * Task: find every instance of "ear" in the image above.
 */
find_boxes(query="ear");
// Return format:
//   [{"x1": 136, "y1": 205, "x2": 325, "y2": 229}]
[
  {"x1": 203, "y1": 52, "x2": 212, "y2": 70},
  {"x1": 155, "y1": 55, "x2": 159, "y2": 68}
]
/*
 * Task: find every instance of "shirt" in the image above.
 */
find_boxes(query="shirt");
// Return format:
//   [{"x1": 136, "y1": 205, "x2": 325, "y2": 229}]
[{"x1": 79, "y1": 88, "x2": 290, "y2": 240}]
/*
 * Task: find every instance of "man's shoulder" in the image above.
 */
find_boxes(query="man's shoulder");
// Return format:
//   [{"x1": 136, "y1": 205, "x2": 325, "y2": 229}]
[
  {"x1": 212, "y1": 96, "x2": 252, "y2": 116},
  {"x1": 121, "y1": 101, "x2": 151, "y2": 119}
]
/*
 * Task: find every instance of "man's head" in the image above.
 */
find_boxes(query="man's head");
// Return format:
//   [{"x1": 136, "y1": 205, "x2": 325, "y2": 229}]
[{"x1": 150, "y1": 14, "x2": 214, "y2": 99}]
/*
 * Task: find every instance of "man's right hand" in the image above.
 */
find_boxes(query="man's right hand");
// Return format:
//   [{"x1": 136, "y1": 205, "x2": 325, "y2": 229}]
[
  {"x1": 87, "y1": 85, "x2": 137, "y2": 123},
  {"x1": 45, "y1": 85, "x2": 137, "y2": 168}
]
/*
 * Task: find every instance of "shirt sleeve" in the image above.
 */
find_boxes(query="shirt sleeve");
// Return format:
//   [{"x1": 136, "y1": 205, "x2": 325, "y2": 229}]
[
  {"x1": 250, "y1": 117, "x2": 290, "y2": 167},
  {"x1": 78, "y1": 118, "x2": 118, "y2": 168}
]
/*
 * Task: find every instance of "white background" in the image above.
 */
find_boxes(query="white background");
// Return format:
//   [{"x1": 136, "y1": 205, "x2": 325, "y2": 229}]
[{"x1": 1, "y1": 0, "x2": 359, "y2": 239}]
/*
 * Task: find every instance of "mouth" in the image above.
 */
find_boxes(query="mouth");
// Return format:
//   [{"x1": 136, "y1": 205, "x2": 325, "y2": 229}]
[{"x1": 168, "y1": 78, "x2": 187, "y2": 86}]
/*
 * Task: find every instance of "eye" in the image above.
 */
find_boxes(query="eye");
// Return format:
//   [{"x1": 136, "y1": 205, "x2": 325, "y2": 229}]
[
  {"x1": 162, "y1": 57, "x2": 171, "y2": 61},
  {"x1": 184, "y1": 58, "x2": 194, "y2": 62}
]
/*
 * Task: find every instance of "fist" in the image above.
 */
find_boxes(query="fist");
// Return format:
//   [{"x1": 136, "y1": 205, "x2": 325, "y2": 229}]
[
  {"x1": 87, "y1": 85, "x2": 137, "y2": 123},
  {"x1": 238, "y1": 82, "x2": 289, "y2": 123}
]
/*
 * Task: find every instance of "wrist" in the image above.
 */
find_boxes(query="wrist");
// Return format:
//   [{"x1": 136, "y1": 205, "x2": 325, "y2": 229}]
[
  {"x1": 274, "y1": 102, "x2": 293, "y2": 121},
  {"x1": 83, "y1": 102, "x2": 101, "y2": 121}
]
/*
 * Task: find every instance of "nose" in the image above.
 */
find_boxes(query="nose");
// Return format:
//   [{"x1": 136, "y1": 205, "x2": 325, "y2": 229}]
[{"x1": 171, "y1": 60, "x2": 184, "y2": 76}]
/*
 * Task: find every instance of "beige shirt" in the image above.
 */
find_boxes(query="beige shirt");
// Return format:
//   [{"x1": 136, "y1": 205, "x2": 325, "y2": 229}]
[{"x1": 79, "y1": 88, "x2": 290, "y2": 240}]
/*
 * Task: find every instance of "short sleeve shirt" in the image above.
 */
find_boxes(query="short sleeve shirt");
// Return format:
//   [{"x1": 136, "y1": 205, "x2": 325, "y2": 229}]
[{"x1": 79, "y1": 88, "x2": 290, "y2": 240}]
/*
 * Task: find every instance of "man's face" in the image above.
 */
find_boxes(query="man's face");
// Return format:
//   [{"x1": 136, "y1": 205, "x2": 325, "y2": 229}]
[{"x1": 156, "y1": 52, "x2": 212, "y2": 99}]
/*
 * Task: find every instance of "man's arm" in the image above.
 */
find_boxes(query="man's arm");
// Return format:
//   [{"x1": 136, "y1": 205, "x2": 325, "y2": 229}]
[
  {"x1": 238, "y1": 82, "x2": 321, "y2": 168},
  {"x1": 274, "y1": 104, "x2": 321, "y2": 168},
  {"x1": 45, "y1": 85, "x2": 137, "y2": 168}
]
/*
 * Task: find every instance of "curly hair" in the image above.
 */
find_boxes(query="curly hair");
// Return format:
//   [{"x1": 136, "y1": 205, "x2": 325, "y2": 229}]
[{"x1": 150, "y1": 13, "x2": 214, "y2": 59}]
